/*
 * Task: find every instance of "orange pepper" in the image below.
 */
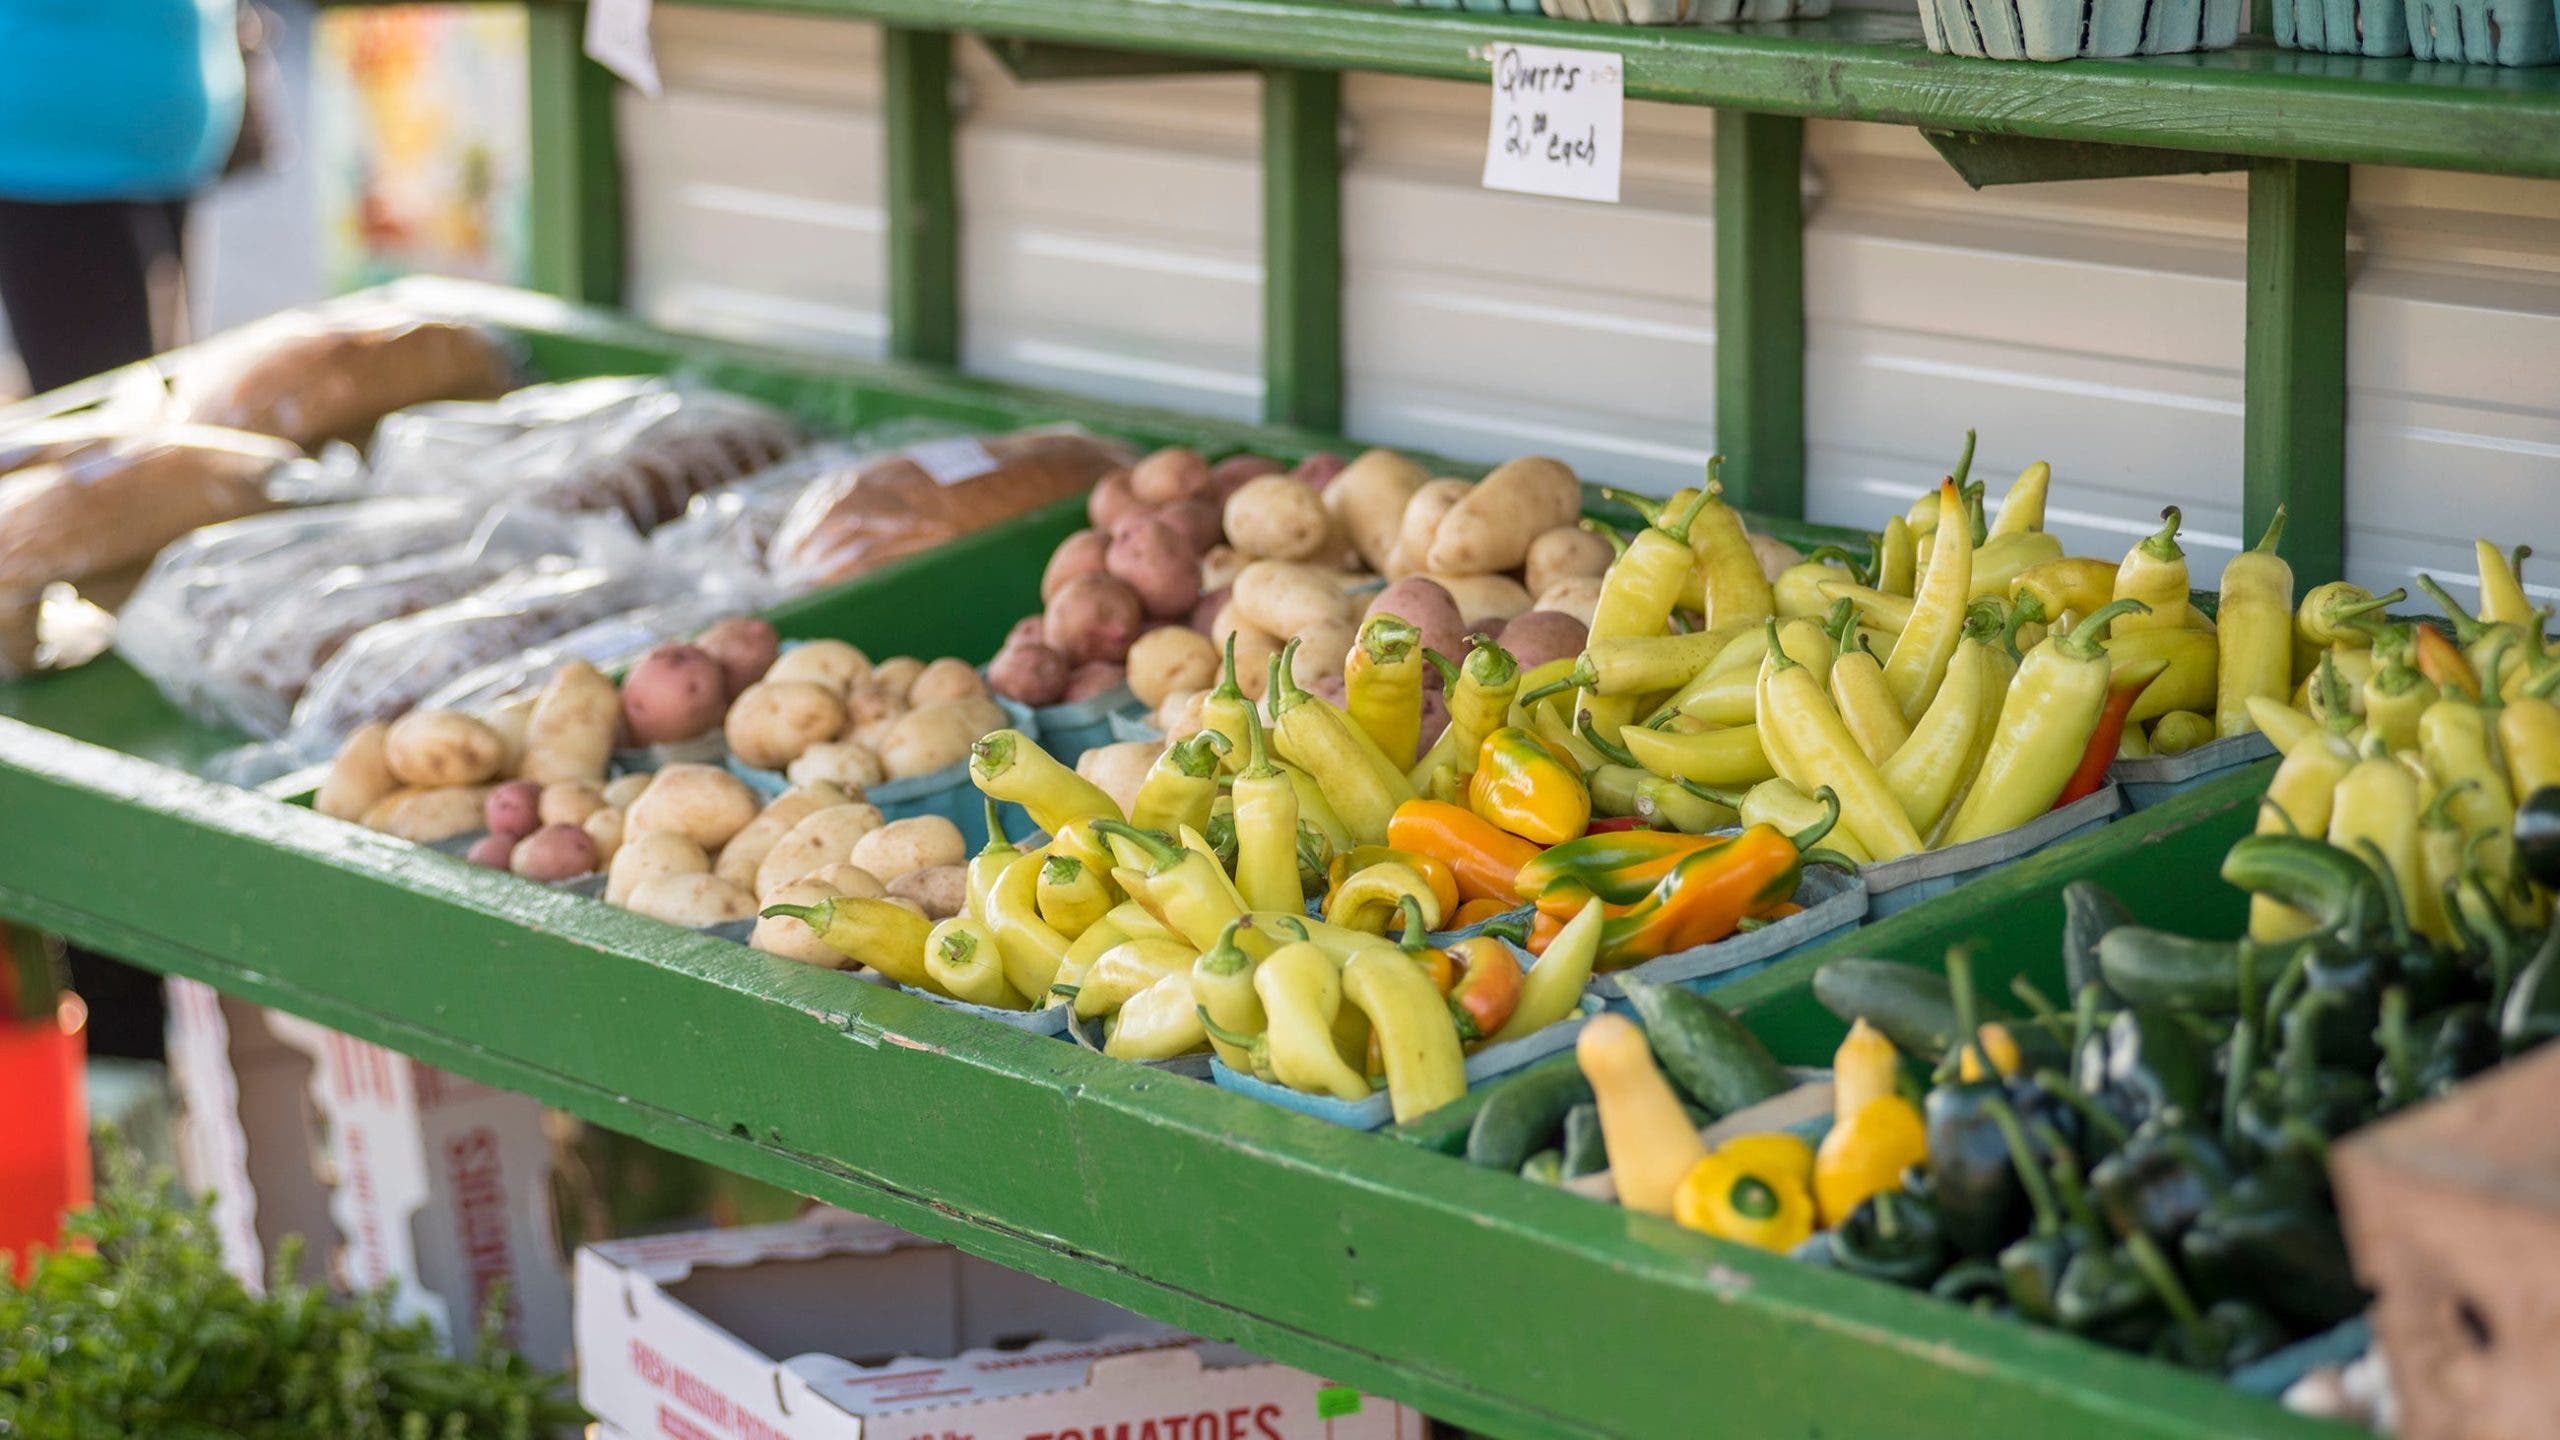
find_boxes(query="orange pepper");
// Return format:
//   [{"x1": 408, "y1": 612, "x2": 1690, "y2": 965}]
[
  {"x1": 1529, "y1": 825, "x2": 1808, "y2": 969},
  {"x1": 1446, "y1": 936, "x2": 1524, "y2": 1041},
  {"x1": 1386, "y1": 799, "x2": 1543, "y2": 905},
  {"x1": 1450, "y1": 896, "x2": 1515, "y2": 929}
]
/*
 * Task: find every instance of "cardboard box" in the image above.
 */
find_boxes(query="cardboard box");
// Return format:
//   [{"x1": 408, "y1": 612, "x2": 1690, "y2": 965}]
[
  {"x1": 164, "y1": 979, "x2": 571, "y2": 1365},
  {"x1": 578, "y1": 1210, "x2": 1427, "y2": 1440}
]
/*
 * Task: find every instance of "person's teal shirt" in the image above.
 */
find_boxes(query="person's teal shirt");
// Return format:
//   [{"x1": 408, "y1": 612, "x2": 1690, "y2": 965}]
[{"x1": 0, "y1": 0, "x2": 245, "y2": 202}]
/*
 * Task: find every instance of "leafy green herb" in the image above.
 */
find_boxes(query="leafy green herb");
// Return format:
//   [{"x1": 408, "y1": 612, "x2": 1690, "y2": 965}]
[{"x1": 0, "y1": 1150, "x2": 582, "y2": 1438}]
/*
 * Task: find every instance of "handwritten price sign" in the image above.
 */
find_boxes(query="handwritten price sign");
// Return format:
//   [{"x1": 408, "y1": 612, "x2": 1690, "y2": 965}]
[{"x1": 1480, "y1": 43, "x2": 1624, "y2": 203}]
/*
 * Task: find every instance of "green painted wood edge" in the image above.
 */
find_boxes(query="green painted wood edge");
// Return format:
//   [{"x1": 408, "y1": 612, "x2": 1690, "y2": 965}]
[
  {"x1": 985, "y1": 36, "x2": 1251, "y2": 79},
  {"x1": 2244, "y1": 161, "x2": 2349, "y2": 589},
  {"x1": 473, "y1": 0, "x2": 2560, "y2": 178},
  {"x1": 1712, "y1": 111, "x2": 1806, "y2": 518},
  {"x1": 1262, "y1": 67, "x2": 1345, "y2": 432},
  {"x1": 884, "y1": 26, "x2": 963, "y2": 366},
  {"x1": 526, "y1": 4, "x2": 625, "y2": 305},
  {"x1": 0, "y1": 717, "x2": 2345, "y2": 1440},
  {"x1": 1922, "y1": 131, "x2": 2252, "y2": 188}
]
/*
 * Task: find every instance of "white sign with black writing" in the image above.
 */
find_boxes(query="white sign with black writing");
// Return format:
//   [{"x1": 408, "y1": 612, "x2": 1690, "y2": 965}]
[
  {"x1": 1481, "y1": 42, "x2": 1624, "y2": 204},
  {"x1": 585, "y1": 0, "x2": 662, "y2": 98}
]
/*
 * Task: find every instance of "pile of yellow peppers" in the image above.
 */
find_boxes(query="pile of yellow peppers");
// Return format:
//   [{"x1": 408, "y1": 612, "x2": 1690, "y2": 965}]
[
  {"x1": 762, "y1": 614, "x2": 1613, "y2": 1124},
  {"x1": 1526, "y1": 435, "x2": 2308, "y2": 867},
  {"x1": 2245, "y1": 539, "x2": 2557, "y2": 945}
]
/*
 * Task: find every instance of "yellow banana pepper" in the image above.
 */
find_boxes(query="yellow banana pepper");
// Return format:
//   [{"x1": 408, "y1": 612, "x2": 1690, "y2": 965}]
[
  {"x1": 2010, "y1": 555, "x2": 2115, "y2": 626},
  {"x1": 1346, "y1": 613, "x2": 1427, "y2": 770},
  {"x1": 970, "y1": 729, "x2": 1122, "y2": 835},
  {"x1": 1987, "y1": 460, "x2": 2050, "y2": 538},
  {"x1": 1034, "y1": 853, "x2": 1111, "y2": 939},
  {"x1": 2215, "y1": 507, "x2": 2295, "y2": 739},
  {"x1": 925, "y1": 917, "x2": 1028, "y2": 1009},
  {"x1": 1073, "y1": 937, "x2": 1197, "y2": 1018},
  {"x1": 760, "y1": 896, "x2": 938, "y2": 992},
  {"x1": 2110, "y1": 507, "x2": 2188, "y2": 638},
  {"x1": 1882, "y1": 477, "x2": 1974, "y2": 721},
  {"x1": 984, "y1": 848, "x2": 1073, "y2": 1000}
]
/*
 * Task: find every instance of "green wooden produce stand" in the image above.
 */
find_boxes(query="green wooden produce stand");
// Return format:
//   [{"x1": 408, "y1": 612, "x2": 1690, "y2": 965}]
[{"x1": 0, "y1": 280, "x2": 2334, "y2": 1438}]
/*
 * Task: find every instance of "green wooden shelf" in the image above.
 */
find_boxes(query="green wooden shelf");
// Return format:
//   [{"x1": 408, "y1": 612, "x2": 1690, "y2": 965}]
[
  {"x1": 649, "y1": 0, "x2": 2560, "y2": 177},
  {"x1": 0, "y1": 284, "x2": 2348, "y2": 1440}
]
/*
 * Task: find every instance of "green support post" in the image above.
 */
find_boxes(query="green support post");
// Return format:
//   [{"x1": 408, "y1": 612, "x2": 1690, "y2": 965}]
[
  {"x1": 1713, "y1": 111, "x2": 1805, "y2": 516},
  {"x1": 1262, "y1": 67, "x2": 1343, "y2": 433},
  {"x1": 2242, "y1": 160, "x2": 2348, "y2": 587},
  {"x1": 884, "y1": 26, "x2": 961, "y2": 366},
  {"x1": 526, "y1": 4, "x2": 625, "y2": 306}
]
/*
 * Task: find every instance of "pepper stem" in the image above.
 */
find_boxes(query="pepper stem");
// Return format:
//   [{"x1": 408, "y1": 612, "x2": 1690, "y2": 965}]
[
  {"x1": 1212, "y1": 631, "x2": 1246, "y2": 703},
  {"x1": 981, "y1": 797, "x2": 1012, "y2": 856},
  {"x1": 1516, "y1": 664, "x2": 1595, "y2": 710},
  {"x1": 1824, "y1": 597, "x2": 1860, "y2": 654},
  {"x1": 759, "y1": 900, "x2": 831, "y2": 931},
  {"x1": 1464, "y1": 633, "x2": 1520, "y2": 693},
  {"x1": 2350, "y1": 837, "x2": 2414, "y2": 951},
  {"x1": 2378, "y1": 985, "x2": 2416, "y2": 1108},
  {"x1": 1944, "y1": 944, "x2": 1994, "y2": 1084},
  {"x1": 2251, "y1": 504, "x2": 2289, "y2": 556},
  {"x1": 2326, "y1": 587, "x2": 2407, "y2": 627},
  {"x1": 1195, "y1": 1006, "x2": 1262, "y2": 1050},
  {"x1": 2313, "y1": 654, "x2": 2358, "y2": 735},
  {"x1": 1601, "y1": 488, "x2": 1663, "y2": 527},
  {"x1": 1729, "y1": 1175, "x2": 1780, "y2": 1222},
  {"x1": 1240, "y1": 698, "x2": 1280, "y2": 781},
  {"x1": 2415, "y1": 574, "x2": 2486, "y2": 642},
  {"x1": 1785, "y1": 786, "x2": 1841, "y2": 853},
  {"x1": 2057, "y1": 598, "x2": 2151, "y2": 658},
  {"x1": 1658, "y1": 486, "x2": 1715, "y2": 546},
  {"x1": 1675, "y1": 777, "x2": 1747, "y2": 810},
  {"x1": 1171, "y1": 729, "x2": 1231, "y2": 778},
  {"x1": 1577, "y1": 715, "x2": 1638, "y2": 769},
  {"x1": 971, "y1": 733, "x2": 1017, "y2": 775},
  {"x1": 1764, "y1": 619, "x2": 1798, "y2": 674},
  {"x1": 2139, "y1": 506, "x2": 2184, "y2": 563},
  {"x1": 1979, "y1": 1092, "x2": 2063, "y2": 1236},
  {"x1": 1090, "y1": 818, "x2": 1183, "y2": 874},
  {"x1": 2028, "y1": 1067, "x2": 2129, "y2": 1149},
  {"x1": 1421, "y1": 647, "x2": 1459, "y2": 688},
  {"x1": 1949, "y1": 428, "x2": 1977, "y2": 490},
  {"x1": 2123, "y1": 1232, "x2": 2212, "y2": 1349},
  {"x1": 1267, "y1": 640, "x2": 1314, "y2": 717},
  {"x1": 1397, "y1": 895, "x2": 1428, "y2": 953},
  {"x1": 1043, "y1": 854, "x2": 1083, "y2": 887}
]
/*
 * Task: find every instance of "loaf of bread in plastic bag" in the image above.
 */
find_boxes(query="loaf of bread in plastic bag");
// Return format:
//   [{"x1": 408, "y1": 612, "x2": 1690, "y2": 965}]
[
  {"x1": 766, "y1": 426, "x2": 1134, "y2": 588},
  {"x1": 171, "y1": 313, "x2": 516, "y2": 450}
]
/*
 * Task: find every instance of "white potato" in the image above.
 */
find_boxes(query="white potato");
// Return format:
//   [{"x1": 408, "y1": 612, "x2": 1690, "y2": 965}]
[
  {"x1": 755, "y1": 803, "x2": 887, "y2": 899},
  {"x1": 626, "y1": 873, "x2": 758, "y2": 928},
  {"x1": 725, "y1": 680, "x2": 849, "y2": 771},
  {"x1": 847, "y1": 815, "x2": 967, "y2": 884},
  {"x1": 358, "y1": 785, "x2": 494, "y2": 843},
  {"x1": 384, "y1": 710, "x2": 506, "y2": 789},
  {"x1": 785, "y1": 739, "x2": 885, "y2": 792},
  {"x1": 751, "y1": 878, "x2": 851, "y2": 967},
  {"x1": 317, "y1": 722, "x2": 398, "y2": 822},
  {"x1": 520, "y1": 661, "x2": 619, "y2": 784},
  {"x1": 765, "y1": 639, "x2": 871, "y2": 695},
  {"x1": 713, "y1": 783, "x2": 854, "y2": 888},
  {"x1": 624, "y1": 764, "x2": 760, "y2": 852},
  {"x1": 606, "y1": 832, "x2": 711, "y2": 907}
]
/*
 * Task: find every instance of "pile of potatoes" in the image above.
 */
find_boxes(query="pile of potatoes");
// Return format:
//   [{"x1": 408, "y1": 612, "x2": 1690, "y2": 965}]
[
  {"x1": 313, "y1": 611, "x2": 989, "y2": 958},
  {"x1": 989, "y1": 445, "x2": 1610, "y2": 740}
]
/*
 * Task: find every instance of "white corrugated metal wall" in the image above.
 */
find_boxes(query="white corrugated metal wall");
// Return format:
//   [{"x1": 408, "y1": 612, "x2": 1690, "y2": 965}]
[{"x1": 620, "y1": 6, "x2": 2560, "y2": 599}]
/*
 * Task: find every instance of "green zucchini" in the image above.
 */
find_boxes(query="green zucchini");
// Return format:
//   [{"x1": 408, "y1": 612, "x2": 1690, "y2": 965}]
[
  {"x1": 1617, "y1": 976, "x2": 1792, "y2": 1117},
  {"x1": 2062, "y1": 880, "x2": 2133, "y2": 999},
  {"x1": 1463, "y1": 1055, "x2": 1591, "y2": 1171},
  {"x1": 1560, "y1": 1102, "x2": 1607, "y2": 1178},
  {"x1": 2095, "y1": 926, "x2": 2254, "y2": 1014},
  {"x1": 1813, "y1": 957, "x2": 2055, "y2": 1065}
]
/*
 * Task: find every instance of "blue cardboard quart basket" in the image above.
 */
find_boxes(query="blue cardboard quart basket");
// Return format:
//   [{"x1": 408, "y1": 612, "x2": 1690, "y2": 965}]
[
  {"x1": 1212, "y1": 991, "x2": 1606, "y2": 1131},
  {"x1": 725, "y1": 694, "x2": 1038, "y2": 853},
  {"x1": 1859, "y1": 784, "x2": 2121, "y2": 920},
  {"x1": 2109, "y1": 731, "x2": 2275, "y2": 812}
]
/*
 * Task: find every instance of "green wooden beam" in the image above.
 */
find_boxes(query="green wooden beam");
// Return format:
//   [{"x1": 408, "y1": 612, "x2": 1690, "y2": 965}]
[
  {"x1": 525, "y1": 4, "x2": 624, "y2": 305},
  {"x1": 883, "y1": 26, "x2": 961, "y2": 366},
  {"x1": 2243, "y1": 160, "x2": 2349, "y2": 588},
  {"x1": 1923, "y1": 130, "x2": 2250, "y2": 189},
  {"x1": 984, "y1": 35, "x2": 1248, "y2": 80},
  {"x1": 1262, "y1": 67, "x2": 1343, "y2": 432},
  {"x1": 1713, "y1": 110, "x2": 1805, "y2": 516},
  {"x1": 524, "y1": 0, "x2": 2560, "y2": 180}
]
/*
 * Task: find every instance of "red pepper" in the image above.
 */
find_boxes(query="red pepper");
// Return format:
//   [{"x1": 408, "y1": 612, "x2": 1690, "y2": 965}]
[
  {"x1": 1585, "y1": 816, "x2": 1649, "y2": 835},
  {"x1": 2411, "y1": 624, "x2": 2479, "y2": 700},
  {"x1": 2055, "y1": 657, "x2": 2166, "y2": 809}
]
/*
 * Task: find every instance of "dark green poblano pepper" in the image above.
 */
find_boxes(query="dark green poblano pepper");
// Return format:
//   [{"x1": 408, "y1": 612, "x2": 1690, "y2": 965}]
[
  {"x1": 2178, "y1": 1157, "x2": 2366, "y2": 1333},
  {"x1": 1832, "y1": 1190, "x2": 1949, "y2": 1289}
]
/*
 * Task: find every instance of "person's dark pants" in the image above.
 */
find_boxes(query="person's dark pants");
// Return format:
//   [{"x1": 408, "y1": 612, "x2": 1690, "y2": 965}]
[
  {"x1": 0, "y1": 197, "x2": 191, "y2": 395},
  {"x1": 0, "y1": 196, "x2": 191, "y2": 1057}
]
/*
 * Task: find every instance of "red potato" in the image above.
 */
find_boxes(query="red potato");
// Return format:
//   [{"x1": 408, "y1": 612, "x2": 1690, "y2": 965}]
[
  {"x1": 986, "y1": 641, "x2": 1070, "y2": 706},
  {"x1": 1087, "y1": 470, "x2": 1143, "y2": 530},
  {"x1": 1064, "y1": 661, "x2": 1126, "y2": 702},
  {"x1": 1005, "y1": 615, "x2": 1045, "y2": 649},
  {"x1": 693, "y1": 616, "x2": 779, "y2": 698},
  {"x1": 1044, "y1": 573, "x2": 1147, "y2": 665},
  {"x1": 1418, "y1": 684, "x2": 1450, "y2": 751},
  {"x1": 1104, "y1": 515, "x2": 1202, "y2": 620},
  {"x1": 622, "y1": 643, "x2": 731, "y2": 745},
  {"x1": 465, "y1": 833, "x2": 516, "y2": 869},
  {"x1": 1306, "y1": 672, "x2": 1348, "y2": 706},
  {"x1": 1157, "y1": 497, "x2": 1224, "y2": 554},
  {"x1": 1496, "y1": 610, "x2": 1589, "y2": 670},
  {"x1": 484, "y1": 779, "x2": 542, "y2": 840},
  {"x1": 1291, "y1": 452, "x2": 1348, "y2": 491},
  {"x1": 511, "y1": 823, "x2": 600, "y2": 882},
  {"x1": 1189, "y1": 584, "x2": 1230, "y2": 637},
  {"x1": 1209, "y1": 453, "x2": 1284, "y2": 502},
  {"x1": 1363, "y1": 578, "x2": 1468, "y2": 667},
  {"x1": 1042, "y1": 528, "x2": 1111, "y2": 603},
  {"x1": 1129, "y1": 447, "x2": 1212, "y2": 504}
]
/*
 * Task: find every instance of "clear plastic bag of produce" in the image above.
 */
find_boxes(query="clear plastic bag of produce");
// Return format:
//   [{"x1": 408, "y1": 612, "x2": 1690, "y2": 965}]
[
  {"x1": 192, "y1": 506, "x2": 634, "y2": 738},
  {"x1": 277, "y1": 557, "x2": 675, "y2": 764},
  {"x1": 763, "y1": 422, "x2": 1133, "y2": 591},
  {"x1": 366, "y1": 376, "x2": 803, "y2": 532},
  {"x1": 416, "y1": 593, "x2": 754, "y2": 717},
  {"x1": 644, "y1": 443, "x2": 868, "y2": 609},
  {"x1": 167, "y1": 306, "x2": 519, "y2": 451},
  {"x1": 116, "y1": 496, "x2": 486, "y2": 720},
  {"x1": 1, "y1": 424, "x2": 317, "y2": 679}
]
